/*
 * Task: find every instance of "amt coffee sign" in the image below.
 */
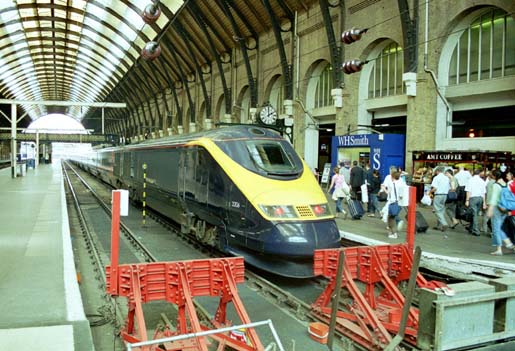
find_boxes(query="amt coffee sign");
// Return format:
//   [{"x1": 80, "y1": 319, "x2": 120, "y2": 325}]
[{"x1": 337, "y1": 134, "x2": 370, "y2": 147}]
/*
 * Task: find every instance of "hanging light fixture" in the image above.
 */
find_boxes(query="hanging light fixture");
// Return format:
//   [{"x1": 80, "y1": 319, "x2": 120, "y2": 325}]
[
  {"x1": 142, "y1": 1, "x2": 161, "y2": 24},
  {"x1": 141, "y1": 41, "x2": 161, "y2": 61}
]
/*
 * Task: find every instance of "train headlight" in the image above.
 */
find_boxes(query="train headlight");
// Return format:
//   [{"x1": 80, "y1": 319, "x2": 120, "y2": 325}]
[
  {"x1": 259, "y1": 205, "x2": 298, "y2": 219},
  {"x1": 311, "y1": 204, "x2": 329, "y2": 217}
]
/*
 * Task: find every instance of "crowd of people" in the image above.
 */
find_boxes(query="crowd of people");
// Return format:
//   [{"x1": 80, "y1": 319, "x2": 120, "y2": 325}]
[
  {"x1": 426, "y1": 166, "x2": 515, "y2": 255},
  {"x1": 328, "y1": 162, "x2": 409, "y2": 239},
  {"x1": 327, "y1": 161, "x2": 515, "y2": 254}
]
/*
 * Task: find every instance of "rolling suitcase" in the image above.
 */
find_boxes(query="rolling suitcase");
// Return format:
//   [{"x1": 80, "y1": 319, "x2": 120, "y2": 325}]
[
  {"x1": 415, "y1": 211, "x2": 429, "y2": 233},
  {"x1": 347, "y1": 199, "x2": 364, "y2": 219}
]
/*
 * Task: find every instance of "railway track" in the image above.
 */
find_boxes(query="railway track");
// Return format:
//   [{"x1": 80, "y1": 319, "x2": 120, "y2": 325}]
[{"x1": 63, "y1": 160, "x2": 350, "y2": 350}]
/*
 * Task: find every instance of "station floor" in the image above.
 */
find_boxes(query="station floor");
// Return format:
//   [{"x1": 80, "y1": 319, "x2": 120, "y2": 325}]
[{"x1": 0, "y1": 163, "x2": 93, "y2": 351}]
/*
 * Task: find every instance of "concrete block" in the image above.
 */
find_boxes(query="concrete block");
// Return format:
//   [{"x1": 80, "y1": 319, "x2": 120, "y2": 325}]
[
  {"x1": 490, "y1": 276, "x2": 515, "y2": 332},
  {"x1": 418, "y1": 281, "x2": 495, "y2": 351}
]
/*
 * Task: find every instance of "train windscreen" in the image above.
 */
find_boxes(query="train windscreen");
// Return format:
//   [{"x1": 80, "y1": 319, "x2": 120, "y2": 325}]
[{"x1": 217, "y1": 139, "x2": 304, "y2": 179}]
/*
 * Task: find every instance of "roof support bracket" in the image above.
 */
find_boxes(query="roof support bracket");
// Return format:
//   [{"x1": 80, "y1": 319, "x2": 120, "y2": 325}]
[
  {"x1": 319, "y1": 0, "x2": 343, "y2": 88},
  {"x1": 262, "y1": 0, "x2": 293, "y2": 100},
  {"x1": 215, "y1": 0, "x2": 257, "y2": 107},
  {"x1": 187, "y1": 4, "x2": 230, "y2": 119}
]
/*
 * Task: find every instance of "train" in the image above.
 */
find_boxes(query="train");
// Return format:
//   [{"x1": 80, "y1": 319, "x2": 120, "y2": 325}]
[{"x1": 71, "y1": 125, "x2": 341, "y2": 277}]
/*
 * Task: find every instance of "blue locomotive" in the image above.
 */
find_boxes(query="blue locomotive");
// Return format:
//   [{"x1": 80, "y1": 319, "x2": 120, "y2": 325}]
[{"x1": 73, "y1": 126, "x2": 340, "y2": 277}]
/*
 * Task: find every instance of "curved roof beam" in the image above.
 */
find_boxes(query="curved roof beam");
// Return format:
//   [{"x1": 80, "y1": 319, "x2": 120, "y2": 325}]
[
  {"x1": 0, "y1": 51, "x2": 120, "y2": 94},
  {"x1": 4, "y1": 65, "x2": 112, "y2": 99},
  {"x1": 0, "y1": 38, "x2": 128, "y2": 82}
]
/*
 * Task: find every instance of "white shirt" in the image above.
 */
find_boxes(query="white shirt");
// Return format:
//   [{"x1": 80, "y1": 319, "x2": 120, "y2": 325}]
[
  {"x1": 431, "y1": 172, "x2": 450, "y2": 195},
  {"x1": 465, "y1": 175, "x2": 486, "y2": 198},
  {"x1": 455, "y1": 170, "x2": 472, "y2": 187},
  {"x1": 388, "y1": 179, "x2": 405, "y2": 203},
  {"x1": 382, "y1": 174, "x2": 393, "y2": 191}
]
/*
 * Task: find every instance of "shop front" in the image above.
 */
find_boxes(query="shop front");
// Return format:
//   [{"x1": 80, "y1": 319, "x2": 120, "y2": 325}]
[
  {"x1": 331, "y1": 134, "x2": 405, "y2": 181},
  {"x1": 411, "y1": 150, "x2": 513, "y2": 200}
]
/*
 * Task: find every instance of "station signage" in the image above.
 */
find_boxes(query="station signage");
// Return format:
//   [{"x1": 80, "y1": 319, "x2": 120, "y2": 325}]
[
  {"x1": 423, "y1": 153, "x2": 464, "y2": 161},
  {"x1": 336, "y1": 134, "x2": 370, "y2": 147}
]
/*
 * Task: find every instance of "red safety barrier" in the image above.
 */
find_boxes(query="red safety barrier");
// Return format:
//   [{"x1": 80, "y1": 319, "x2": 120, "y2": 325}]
[
  {"x1": 106, "y1": 257, "x2": 263, "y2": 351},
  {"x1": 312, "y1": 244, "x2": 446, "y2": 350},
  {"x1": 106, "y1": 191, "x2": 263, "y2": 351}
]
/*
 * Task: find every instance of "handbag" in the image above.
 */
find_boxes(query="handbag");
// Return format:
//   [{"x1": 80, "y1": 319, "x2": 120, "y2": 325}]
[
  {"x1": 421, "y1": 193, "x2": 432, "y2": 206},
  {"x1": 446, "y1": 190, "x2": 458, "y2": 203},
  {"x1": 388, "y1": 183, "x2": 401, "y2": 217},
  {"x1": 388, "y1": 202, "x2": 401, "y2": 217},
  {"x1": 361, "y1": 183, "x2": 369, "y2": 203}
]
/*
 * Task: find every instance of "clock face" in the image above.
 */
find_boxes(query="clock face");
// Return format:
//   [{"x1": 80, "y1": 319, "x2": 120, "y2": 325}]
[{"x1": 259, "y1": 105, "x2": 278, "y2": 125}]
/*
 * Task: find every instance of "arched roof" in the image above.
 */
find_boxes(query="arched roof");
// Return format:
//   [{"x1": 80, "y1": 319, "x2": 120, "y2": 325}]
[{"x1": 0, "y1": 0, "x2": 311, "y2": 127}]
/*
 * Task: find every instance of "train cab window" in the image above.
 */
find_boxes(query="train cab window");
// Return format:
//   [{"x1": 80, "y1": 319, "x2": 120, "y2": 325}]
[{"x1": 217, "y1": 138, "x2": 303, "y2": 178}]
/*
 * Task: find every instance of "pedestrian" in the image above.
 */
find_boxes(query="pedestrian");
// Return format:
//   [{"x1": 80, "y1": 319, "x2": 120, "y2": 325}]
[
  {"x1": 455, "y1": 166, "x2": 472, "y2": 187},
  {"x1": 444, "y1": 169, "x2": 460, "y2": 229},
  {"x1": 381, "y1": 165, "x2": 404, "y2": 231},
  {"x1": 339, "y1": 161, "x2": 351, "y2": 185},
  {"x1": 486, "y1": 170, "x2": 514, "y2": 255},
  {"x1": 483, "y1": 170, "x2": 497, "y2": 234},
  {"x1": 455, "y1": 166, "x2": 471, "y2": 202},
  {"x1": 328, "y1": 167, "x2": 348, "y2": 218},
  {"x1": 383, "y1": 171, "x2": 405, "y2": 239},
  {"x1": 350, "y1": 160, "x2": 366, "y2": 200},
  {"x1": 465, "y1": 168, "x2": 487, "y2": 236},
  {"x1": 429, "y1": 166, "x2": 451, "y2": 234},
  {"x1": 367, "y1": 169, "x2": 381, "y2": 217}
]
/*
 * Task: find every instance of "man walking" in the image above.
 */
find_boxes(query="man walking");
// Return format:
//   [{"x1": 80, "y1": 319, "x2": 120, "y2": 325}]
[
  {"x1": 350, "y1": 160, "x2": 365, "y2": 199},
  {"x1": 429, "y1": 166, "x2": 451, "y2": 234},
  {"x1": 465, "y1": 168, "x2": 487, "y2": 236}
]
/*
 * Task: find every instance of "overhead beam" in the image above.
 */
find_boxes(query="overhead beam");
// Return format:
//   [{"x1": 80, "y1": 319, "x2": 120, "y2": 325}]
[{"x1": 0, "y1": 99, "x2": 126, "y2": 108}]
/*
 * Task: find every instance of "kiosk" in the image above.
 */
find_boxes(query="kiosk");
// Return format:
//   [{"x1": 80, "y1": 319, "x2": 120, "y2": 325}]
[{"x1": 331, "y1": 133, "x2": 405, "y2": 181}]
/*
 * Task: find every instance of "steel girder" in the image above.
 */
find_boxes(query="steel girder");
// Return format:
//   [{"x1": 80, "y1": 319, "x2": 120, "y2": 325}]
[
  {"x1": 187, "y1": 2, "x2": 230, "y2": 120},
  {"x1": 319, "y1": 0, "x2": 343, "y2": 88},
  {"x1": 398, "y1": 0, "x2": 419, "y2": 73},
  {"x1": 262, "y1": 0, "x2": 293, "y2": 101},
  {"x1": 215, "y1": 0, "x2": 257, "y2": 108}
]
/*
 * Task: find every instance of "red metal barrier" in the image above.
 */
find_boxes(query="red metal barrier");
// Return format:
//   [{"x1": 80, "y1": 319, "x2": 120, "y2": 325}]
[
  {"x1": 106, "y1": 257, "x2": 263, "y2": 351},
  {"x1": 312, "y1": 244, "x2": 446, "y2": 350},
  {"x1": 106, "y1": 191, "x2": 263, "y2": 351}
]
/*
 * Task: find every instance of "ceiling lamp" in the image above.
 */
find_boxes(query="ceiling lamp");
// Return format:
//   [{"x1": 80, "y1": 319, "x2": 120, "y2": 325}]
[
  {"x1": 141, "y1": 41, "x2": 161, "y2": 61},
  {"x1": 142, "y1": 1, "x2": 161, "y2": 24}
]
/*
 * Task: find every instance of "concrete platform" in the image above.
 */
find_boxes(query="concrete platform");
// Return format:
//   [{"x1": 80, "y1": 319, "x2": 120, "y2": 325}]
[
  {"x1": 0, "y1": 162, "x2": 93, "y2": 351},
  {"x1": 331, "y1": 195, "x2": 515, "y2": 281}
]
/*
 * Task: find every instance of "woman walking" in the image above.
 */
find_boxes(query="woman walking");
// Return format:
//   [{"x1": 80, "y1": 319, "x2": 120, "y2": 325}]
[
  {"x1": 329, "y1": 167, "x2": 349, "y2": 218},
  {"x1": 487, "y1": 170, "x2": 514, "y2": 255}
]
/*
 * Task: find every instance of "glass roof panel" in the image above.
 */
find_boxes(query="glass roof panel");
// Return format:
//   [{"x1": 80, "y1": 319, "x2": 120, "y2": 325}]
[{"x1": 0, "y1": 0, "x2": 185, "y2": 120}]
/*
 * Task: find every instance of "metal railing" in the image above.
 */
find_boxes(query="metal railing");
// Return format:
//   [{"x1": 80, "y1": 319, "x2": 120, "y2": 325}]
[{"x1": 126, "y1": 319, "x2": 285, "y2": 351}]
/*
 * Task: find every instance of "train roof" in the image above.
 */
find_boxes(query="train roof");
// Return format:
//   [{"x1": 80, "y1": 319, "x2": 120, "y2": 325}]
[{"x1": 95, "y1": 125, "x2": 284, "y2": 152}]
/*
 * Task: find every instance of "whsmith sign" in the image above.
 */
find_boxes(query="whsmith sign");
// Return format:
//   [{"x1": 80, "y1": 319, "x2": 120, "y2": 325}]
[{"x1": 336, "y1": 134, "x2": 370, "y2": 147}]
